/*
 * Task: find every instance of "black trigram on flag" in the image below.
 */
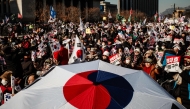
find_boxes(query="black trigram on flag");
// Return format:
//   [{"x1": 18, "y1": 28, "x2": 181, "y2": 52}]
[{"x1": 171, "y1": 103, "x2": 180, "y2": 109}]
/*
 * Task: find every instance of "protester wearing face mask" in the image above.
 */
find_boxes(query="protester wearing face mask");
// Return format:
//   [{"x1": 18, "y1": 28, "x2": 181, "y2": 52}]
[
  {"x1": 121, "y1": 56, "x2": 132, "y2": 68},
  {"x1": 173, "y1": 44, "x2": 183, "y2": 56},
  {"x1": 130, "y1": 48, "x2": 143, "y2": 69},
  {"x1": 183, "y1": 51, "x2": 190, "y2": 70},
  {"x1": 0, "y1": 71, "x2": 12, "y2": 105},
  {"x1": 20, "y1": 52, "x2": 35, "y2": 88},
  {"x1": 161, "y1": 43, "x2": 166, "y2": 51},
  {"x1": 178, "y1": 51, "x2": 190, "y2": 108},
  {"x1": 141, "y1": 58, "x2": 160, "y2": 80},
  {"x1": 102, "y1": 51, "x2": 110, "y2": 63}
]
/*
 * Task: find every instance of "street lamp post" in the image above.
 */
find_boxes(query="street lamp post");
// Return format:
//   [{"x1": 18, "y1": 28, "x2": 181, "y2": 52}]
[
  {"x1": 118, "y1": 0, "x2": 120, "y2": 14},
  {"x1": 171, "y1": 3, "x2": 176, "y2": 23}
]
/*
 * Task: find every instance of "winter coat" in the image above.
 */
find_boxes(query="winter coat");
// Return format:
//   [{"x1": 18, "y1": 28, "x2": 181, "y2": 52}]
[
  {"x1": 130, "y1": 53, "x2": 143, "y2": 66},
  {"x1": 21, "y1": 60, "x2": 35, "y2": 77},
  {"x1": 4, "y1": 54, "x2": 23, "y2": 78},
  {"x1": 141, "y1": 64, "x2": 160, "y2": 80},
  {"x1": 54, "y1": 47, "x2": 69, "y2": 65},
  {"x1": 0, "y1": 85, "x2": 12, "y2": 105},
  {"x1": 180, "y1": 69, "x2": 190, "y2": 109}
]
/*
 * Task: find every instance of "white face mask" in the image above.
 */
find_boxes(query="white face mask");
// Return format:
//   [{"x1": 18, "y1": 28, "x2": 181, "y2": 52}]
[
  {"x1": 126, "y1": 60, "x2": 130, "y2": 64},
  {"x1": 161, "y1": 46, "x2": 165, "y2": 50},
  {"x1": 1, "y1": 79, "x2": 8, "y2": 86}
]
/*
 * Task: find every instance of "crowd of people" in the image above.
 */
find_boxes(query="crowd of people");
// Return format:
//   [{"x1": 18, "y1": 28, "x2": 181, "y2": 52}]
[{"x1": 0, "y1": 17, "x2": 190, "y2": 108}]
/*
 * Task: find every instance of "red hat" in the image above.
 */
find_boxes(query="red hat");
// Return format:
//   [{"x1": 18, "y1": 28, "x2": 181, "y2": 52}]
[{"x1": 122, "y1": 26, "x2": 126, "y2": 31}]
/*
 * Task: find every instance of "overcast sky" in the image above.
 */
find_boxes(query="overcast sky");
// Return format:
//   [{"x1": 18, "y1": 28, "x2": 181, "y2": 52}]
[{"x1": 105, "y1": 0, "x2": 189, "y2": 13}]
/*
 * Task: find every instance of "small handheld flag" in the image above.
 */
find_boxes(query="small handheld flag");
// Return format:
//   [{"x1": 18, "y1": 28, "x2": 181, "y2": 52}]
[
  {"x1": 18, "y1": 13, "x2": 22, "y2": 19},
  {"x1": 68, "y1": 35, "x2": 86, "y2": 64}
]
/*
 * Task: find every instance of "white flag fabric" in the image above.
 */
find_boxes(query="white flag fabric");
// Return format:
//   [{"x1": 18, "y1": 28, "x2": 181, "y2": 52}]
[
  {"x1": 62, "y1": 39, "x2": 71, "y2": 45},
  {"x1": 49, "y1": 40, "x2": 61, "y2": 53},
  {"x1": 108, "y1": 11, "x2": 112, "y2": 19},
  {"x1": 118, "y1": 32, "x2": 125, "y2": 39},
  {"x1": 0, "y1": 60, "x2": 186, "y2": 109},
  {"x1": 79, "y1": 17, "x2": 84, "y2": 31},
  {"x1": 180, "y1": 16, "x2": 185, "y2": 23},
  {"x1": 68, "y1": 36, "x2": 86, "y2": 64},
  {"x1": 143, "y1": 19, "x2": 146, "y2": 25},
  {"x1": 164, "y1": 17, "x2": 169, "y2": 23},
  {"x1": 11, "y1": 76, "x2": 15, "y2": 88},
  {"x1": 31, "y1": 51, "x2": 37, "y2": 62},
  {"x1": 4, "y1": 93, "x2": 12, "y2": 103}
]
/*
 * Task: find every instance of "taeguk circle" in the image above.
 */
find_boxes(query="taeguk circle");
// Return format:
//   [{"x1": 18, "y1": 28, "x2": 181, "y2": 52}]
[{"x1": 63, "y1": 70, "x2": 134, "y2": 109}]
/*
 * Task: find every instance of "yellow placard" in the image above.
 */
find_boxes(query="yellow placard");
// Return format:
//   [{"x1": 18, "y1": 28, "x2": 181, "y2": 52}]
[
  {"x1": 170, "y1": 26, "x2": 175, "y2": 30},
  {"x1": 188, "y1": 24, "x2": 190, "y2": 27},
  {"x1": 103, "y1": 17, "x2": 107, "y2": 21},
  {"x1": 86, "y1": 28, "x2": 91, "y2": 34},
  {"x1": 122, "y1": 18, "x2": 126, "y2": 22}
]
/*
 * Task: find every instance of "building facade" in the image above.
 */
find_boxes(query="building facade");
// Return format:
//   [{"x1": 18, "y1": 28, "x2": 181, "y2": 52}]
[
  {"x1": 1, "y1": 0, "x2": 103, "y2": 22},
  {"x1": 174, "y1": 8, "x2": 190, "y2": 18},
  {"x1": 120, "y1": 0, "x2": 159, "y2": 16},
  {"x1": 0, "y1": 0, "x2": 10, "y2": 18},
  {"x1": 38, "y1": 0, "x2": 102, "y2": 10},
  {"x1": 100, "y1": 1, "x2": 117, "y2": 13}
]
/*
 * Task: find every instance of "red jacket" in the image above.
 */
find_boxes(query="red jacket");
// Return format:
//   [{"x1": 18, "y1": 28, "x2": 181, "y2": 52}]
[
  {"x1": 22, "y1": 41, "x2": 30, "y2": 49},
  {"x1": 0, "y1": 85, "x2": 12, "y2": 104},
  {"x1": 53, "y1": 47, "x2": 69, "y2": 65}
]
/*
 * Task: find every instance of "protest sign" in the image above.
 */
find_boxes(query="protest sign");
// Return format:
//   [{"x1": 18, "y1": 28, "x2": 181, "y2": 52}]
[
  {"x1": 165, "y1": 56, "x2": 182, "y2": 73},
  {"x1": 85, "y1": 28, "x2": 91, "y2": 34},
  {"x1": 109, "y1": 54, "x2": 121, "y2": 65},
  {"x1": 103, "y1": 17, "x2": 107, "y2": 21},
  {"x1": 170, "y1": 26, "x2": 175, "y2": 30},
  {"x1": 173, "y1": 38, "x2": 183, "y2": 44},
  {"x1": 157, "y1": 51, "x2": 164, "y2": 60}
]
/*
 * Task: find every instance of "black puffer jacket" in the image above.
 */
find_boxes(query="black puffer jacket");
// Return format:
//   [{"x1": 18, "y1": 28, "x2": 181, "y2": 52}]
[
  {"x1": 21, "y1": 60, "x2": 35, "y2": 77},
  {"x1": 180, "y1": 69, "x2": 190, "y2": 109},
  {"x1": 4, "y1": 53, "x2": 23, "y2": 78}
]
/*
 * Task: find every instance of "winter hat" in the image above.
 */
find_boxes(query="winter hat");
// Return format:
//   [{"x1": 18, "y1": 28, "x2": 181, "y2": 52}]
[
  {"x1": 103, "y1": 51, "x2": 109, "y2": 57},
  {"x1": 90, "y1": 48, "x2": 95, "y2": 52},
  {"x1": 44, "y1": 58, "x2": 54, "y2": 66},
  {"x1": 173, "y1": 74, "x2": 182, "y2": 85},
  {"x1": 184, "y1": 50, "x2": 190, "y2": 59},
  {"x1": 144, "y1": 58, "x2": 153, "y2": 63},
  {"x1": 134, "y1": 48, "x2": 140, "y2": 53},
  {"x1": 144, "y1": 50, "x2": 152, "y2": 56},
  {"x1": 173, "y1": 44, "x2": 181, "y2": 50}
]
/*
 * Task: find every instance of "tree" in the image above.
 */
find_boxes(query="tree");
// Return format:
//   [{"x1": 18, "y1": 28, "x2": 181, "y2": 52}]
[
  {"x1": 65, "y1": 6, "x2": 81, "y2": 23},
  {"x1": 88, "y1": 8, "x2": 101, "y2": 22},
  {"x1": 35, "y1": 2, "x2": 50, "y2": 23},
  {"x1": 119, "y1": 10, "x2": 147, "y2": 23},
  {"x1": 55, "y1": 3, "x2": 66, "y2": 21}
]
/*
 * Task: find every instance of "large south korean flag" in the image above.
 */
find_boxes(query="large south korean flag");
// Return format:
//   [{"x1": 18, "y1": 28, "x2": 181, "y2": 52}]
[{"x1": 0, "y1": 60, "x2": 185, "y2": 109}]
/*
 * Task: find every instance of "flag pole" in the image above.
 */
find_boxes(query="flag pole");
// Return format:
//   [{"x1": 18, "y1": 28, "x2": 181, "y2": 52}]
[
  {"x1": 118, "y1": 0, "x2": 120, "y2": 14},
  {"x1": 10, "y1": 74, "x2": 15, "y2": 95},
  {"x1": 108, "y1": 9, "x2": 110, "y2": 23}
]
